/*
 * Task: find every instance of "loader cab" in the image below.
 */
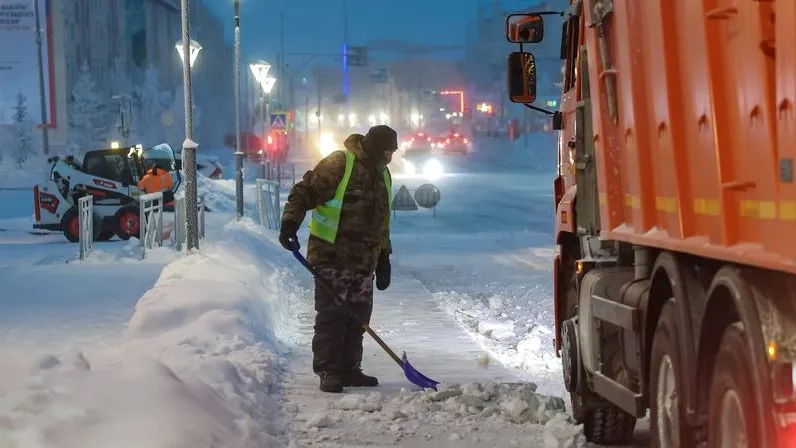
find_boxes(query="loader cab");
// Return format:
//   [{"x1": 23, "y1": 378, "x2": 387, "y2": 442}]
[{"x1": 82, "y1": 143, "x2": 181, "y2": 190}]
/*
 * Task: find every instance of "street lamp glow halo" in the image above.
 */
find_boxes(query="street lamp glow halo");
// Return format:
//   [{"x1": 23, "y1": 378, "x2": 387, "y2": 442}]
[
  {"x1": 249, "y1": 61, "x2": 272, "y2": 85},
  {"x1": 175, "y1": 39, "x2": 202, "y2": 67}
]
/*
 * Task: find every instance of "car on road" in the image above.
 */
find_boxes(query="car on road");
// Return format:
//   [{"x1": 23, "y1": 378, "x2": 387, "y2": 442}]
[{"x1": 437, "y1": 132, "x2": 470, "y2": 155}]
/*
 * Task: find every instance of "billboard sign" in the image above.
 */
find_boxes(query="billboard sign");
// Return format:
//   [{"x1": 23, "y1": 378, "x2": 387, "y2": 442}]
[{"x1": 0, "y1": 0, "x2": 53, "y2": 126}]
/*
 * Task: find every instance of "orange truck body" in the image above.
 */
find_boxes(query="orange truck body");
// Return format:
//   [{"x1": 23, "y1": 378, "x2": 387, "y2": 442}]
[{"x1": 555, "y1": 0, "x2": 796, "y2": 274}]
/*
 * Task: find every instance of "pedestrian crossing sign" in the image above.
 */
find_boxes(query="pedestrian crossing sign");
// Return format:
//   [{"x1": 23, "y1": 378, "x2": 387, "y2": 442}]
[{"x1": 270, "y1": 113, "x2": 287, "y2": 130}]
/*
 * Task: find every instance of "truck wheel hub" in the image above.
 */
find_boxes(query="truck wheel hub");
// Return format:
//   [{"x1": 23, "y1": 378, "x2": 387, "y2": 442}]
[
  {"x1": 655, "y1": 354, "x2": 680, "y2": 447},
  {"x1": 561, "y1": 318, "x2": 579, "y2": 392}
]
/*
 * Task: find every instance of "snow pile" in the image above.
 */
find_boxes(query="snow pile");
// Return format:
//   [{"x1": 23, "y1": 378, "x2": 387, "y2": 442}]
[
  {"x1": 0, "y1": 218, "x2": 305, "y2": 448},
  {"x1": 291, "y1": 382, "x2": 586, "y2": 448},
  {"x1": 436, "y1": 290, "x2": 561, "y2": 378}
]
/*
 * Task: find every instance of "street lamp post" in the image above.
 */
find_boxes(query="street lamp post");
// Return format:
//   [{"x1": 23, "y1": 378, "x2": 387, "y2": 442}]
[
  {"x1": 250, "y1": 62, "x2": 275, "y2": 180},
  {"x1": 176, "y1": 4, "x2": 202, "y2": 249},
  {"x1": 233, "y1": 0, "x2": 244, "y2": 220},
  {"x1": 33, "y1": 0, "x2": 49, "y2": 155}
]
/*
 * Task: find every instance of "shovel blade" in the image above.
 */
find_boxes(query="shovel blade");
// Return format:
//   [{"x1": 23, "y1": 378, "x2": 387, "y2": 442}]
[{"x1": 402, "y1": 352, "x2": 439, "y2": 391}]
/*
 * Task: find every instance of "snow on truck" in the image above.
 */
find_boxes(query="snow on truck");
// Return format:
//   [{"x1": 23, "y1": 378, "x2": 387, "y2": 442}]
[{"x1": 507, "y1": 1, "x2": 796, "y2": 446}]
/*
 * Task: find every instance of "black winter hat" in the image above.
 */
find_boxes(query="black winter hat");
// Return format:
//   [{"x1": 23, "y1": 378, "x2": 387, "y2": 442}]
[{"x1": 362, "y1": 125, "x2": 398, "y2": 155}]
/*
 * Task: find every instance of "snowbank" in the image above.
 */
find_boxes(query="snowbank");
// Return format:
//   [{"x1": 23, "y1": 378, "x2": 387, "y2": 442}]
[
  {"x1": 291, "y1": 382, "x2": 586, "y2": 447},
  {"x1": 0, "y1": 219, "x2": 305, "y2": 448}
]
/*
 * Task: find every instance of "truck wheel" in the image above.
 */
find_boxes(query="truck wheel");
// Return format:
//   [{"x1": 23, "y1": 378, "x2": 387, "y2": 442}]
[
  {"x1": 707, "y1": 323, "x2": 760, "y2": 448},
  {"x1": 650, "y1": 300, "x2": 691, "y2": 447},
  {"x1": 582, "y1": 405, "x2": 637, "y2": 445},
  {"x1": 61, "y1": 208, "x2": 80, "y2": 242},
  {"x1": 115, "y1": 208, "x2": 140, "y2": 240}
]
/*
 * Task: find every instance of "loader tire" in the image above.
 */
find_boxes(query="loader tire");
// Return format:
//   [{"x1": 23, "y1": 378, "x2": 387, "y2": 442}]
[
  {"x1": 115, "y1": 207, "x2": 140, "y2": 240},
  {"x1": 61, "y1": 208, "x2": 80, "y2": 243}
]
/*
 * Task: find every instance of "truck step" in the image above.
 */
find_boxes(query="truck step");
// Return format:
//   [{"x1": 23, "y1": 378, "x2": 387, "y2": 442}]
[{"x1": 592, "y1": 372, "x2": 645, "y2": 417}]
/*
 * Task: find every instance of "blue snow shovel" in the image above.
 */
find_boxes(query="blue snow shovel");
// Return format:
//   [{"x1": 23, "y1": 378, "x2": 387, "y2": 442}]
[{"x1": 289, "y1": 238, "x2": 439, "y2": 391}]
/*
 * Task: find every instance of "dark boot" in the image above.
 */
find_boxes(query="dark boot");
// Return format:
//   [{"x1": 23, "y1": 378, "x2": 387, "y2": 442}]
[
  {"x1": 342, "y1": 370, "x2": 379, "y2": 387},
  {"x1": 319, "y1": 373, "x2": 344, "y2": 393}
]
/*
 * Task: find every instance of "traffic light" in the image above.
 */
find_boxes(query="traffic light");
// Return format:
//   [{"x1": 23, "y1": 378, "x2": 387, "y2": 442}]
[{"x1": 346, "y1": 46, "x2": 368, "y2": 67}]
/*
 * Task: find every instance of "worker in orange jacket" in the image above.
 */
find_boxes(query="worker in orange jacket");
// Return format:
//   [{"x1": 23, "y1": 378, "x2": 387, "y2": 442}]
[{"x1": 137, "y1": 163, "x2": 175, "y2": 203}]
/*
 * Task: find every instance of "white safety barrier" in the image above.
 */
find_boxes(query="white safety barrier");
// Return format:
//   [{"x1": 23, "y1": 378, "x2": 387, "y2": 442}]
[
  {"x1": 255, "y1": 179, "x2": 281, "y2": 229},
  {"x1": 173, "y1": 193, "x2": 206, "y2": 251},
  {"x1": 78, "y1": 195, "x2": 93, "y2": 260},
  {"x1": 139, "y1": 191, "x2": 164, "y2": 259}
]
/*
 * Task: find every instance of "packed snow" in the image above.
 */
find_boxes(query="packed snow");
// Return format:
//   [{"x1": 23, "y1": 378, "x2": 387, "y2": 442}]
[{"x1": 0, "y1": 137, "x2": 647, "y2": 447}]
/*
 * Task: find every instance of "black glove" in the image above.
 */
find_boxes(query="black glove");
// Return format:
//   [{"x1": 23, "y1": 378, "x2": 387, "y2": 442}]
[
  {"x1": 279, "y1": 220, "x2": 299, "y2": 251},
  {"x1": 375, "y1": 251, "x2": 391, "y2": 291}
]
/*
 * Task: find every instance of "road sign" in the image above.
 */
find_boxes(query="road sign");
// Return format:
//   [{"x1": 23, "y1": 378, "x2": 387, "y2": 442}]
[
  {"x1": 414, "y1": 184, "x2": 441, "y2": 208},
  {"x1": 347, "y1": 46, "x2": 368, "y2": 67},
  {"x1": 392, "y1": 185, "x2": 418, "y2": 211},
  {"x1": 270, "y1": 113, "x2": 287, "y2": 130},
  {"x1": 371, "y1": 68, "x2": 388, "y2": 84}
]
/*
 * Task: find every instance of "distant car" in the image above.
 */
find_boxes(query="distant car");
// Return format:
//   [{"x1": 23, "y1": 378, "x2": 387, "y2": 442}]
[
  {"x1": 402, "y1": 131, "x2": 433, "y2": 151},
  {"x1": 438, "y1": 132, "x2": 470, "y2": 155},
  {"x1": 398, "y1": 146, "x2": 445, "y2": 180}
]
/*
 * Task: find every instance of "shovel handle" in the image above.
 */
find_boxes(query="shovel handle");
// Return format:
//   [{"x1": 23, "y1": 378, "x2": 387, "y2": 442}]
[
  {"x1": 290, "y1": 238, "x2": 404, "y2": 368},
  {"x1": 362, "y1": 324, "x2": 404, "y2": 367}
]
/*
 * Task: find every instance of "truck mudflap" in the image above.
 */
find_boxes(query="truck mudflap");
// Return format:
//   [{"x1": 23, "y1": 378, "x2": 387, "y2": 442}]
[{"x1": 553, "y1": 253, "x2": 562, "y2": 356}]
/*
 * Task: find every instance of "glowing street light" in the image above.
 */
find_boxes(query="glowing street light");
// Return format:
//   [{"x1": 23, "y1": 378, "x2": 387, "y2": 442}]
[{"x1": 175, "y1": 39, "x2": 202, "y2": 67}]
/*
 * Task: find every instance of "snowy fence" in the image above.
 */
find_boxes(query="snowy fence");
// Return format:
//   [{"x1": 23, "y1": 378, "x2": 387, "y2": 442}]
[
  {"x1": 263, "y1": 161, "x2": 297, "y2": 188},
  {"x1": 255, "y1": 179, "x2": 281, "y2": 230},
  {"x1": 172, "y1": 193, "x2": 206, "y2": 251},
  {"x1": 139, "y1": 192, "x2": 164, "y2": 259},
  {"x1": 77, "y1": 195, "x2": 93, "y2": 260}
]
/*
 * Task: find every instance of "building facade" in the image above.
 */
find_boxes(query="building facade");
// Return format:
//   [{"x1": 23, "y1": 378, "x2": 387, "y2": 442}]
[{"x1": 44, "y1": 0, "x2": 230, "y2": 152}]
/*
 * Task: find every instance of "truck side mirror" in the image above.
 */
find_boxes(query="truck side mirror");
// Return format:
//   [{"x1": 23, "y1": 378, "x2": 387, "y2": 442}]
[
  {"x1": 507, "y1": 51, "x2": 537, "y2": 104},
  {"x1": 506, "y1": 14, "x2": 544, "y2": 43}
]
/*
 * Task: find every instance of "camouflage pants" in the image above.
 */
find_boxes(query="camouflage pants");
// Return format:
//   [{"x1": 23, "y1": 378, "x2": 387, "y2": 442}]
[{"x1": 312, "y1": 268, "x2": 374, "y2": 375}]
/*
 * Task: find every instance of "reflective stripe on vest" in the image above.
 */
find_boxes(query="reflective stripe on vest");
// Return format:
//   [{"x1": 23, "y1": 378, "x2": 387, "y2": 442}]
[{"x1": 310, "y1": 150, "x2": 391, "y2": 245}]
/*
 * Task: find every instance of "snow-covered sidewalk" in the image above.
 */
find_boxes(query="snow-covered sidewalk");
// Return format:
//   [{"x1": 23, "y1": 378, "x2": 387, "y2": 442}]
[{"x1": 280, "y1": 252, "x2": 584, "y2": 447}]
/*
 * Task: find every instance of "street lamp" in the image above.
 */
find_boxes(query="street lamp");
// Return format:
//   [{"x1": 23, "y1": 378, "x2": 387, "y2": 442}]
[
  {"x1": 177, "y1": 2, "x2": 200, "y2": 250},
  {"x1": 249, "y1": 61, "x2": 275, "y2": 179},
  {"x1": 175, "y1": 39, "x2": 202, "y2": 67}
]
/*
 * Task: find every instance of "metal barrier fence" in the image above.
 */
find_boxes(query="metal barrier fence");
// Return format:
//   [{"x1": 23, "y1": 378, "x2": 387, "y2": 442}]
[
  {"x1": 139, "y1": 192, "x2": 164, "y2": 259},
  {"x1": 78, "y1": 195, "x2": 93, "y2": 260},
  {"x1": 173, "y1": 193, "x2": 206, "y2": 251},
  {"x1": 262, "y1": 161, "x2": 297, "y2": 187},
  {"x1": 255, "y1": 179, "x2": 281, "y2": 229}
]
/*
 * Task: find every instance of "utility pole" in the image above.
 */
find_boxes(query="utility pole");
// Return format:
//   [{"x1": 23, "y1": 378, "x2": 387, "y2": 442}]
[
  {"x1": 33, "y1": 0, "x2": 49, "y2": 155},
  {"x1": 279, "y1": 12, "x2": 286, "y2": 107},
  {"x1": 180, "y1": 0, "x2": 199, "y2": 250},
  {"x1": 234, "y1": 0, "x2": 244, "y2": 220},
  {"x1": 342, "y1": 0, "x2": 349, "y2": 117}
]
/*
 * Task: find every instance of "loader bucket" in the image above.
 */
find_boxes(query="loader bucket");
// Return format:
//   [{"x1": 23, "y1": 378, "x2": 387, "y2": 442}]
[{"x1": 402, "y1": 352, "x2": 439, "y2": 390}]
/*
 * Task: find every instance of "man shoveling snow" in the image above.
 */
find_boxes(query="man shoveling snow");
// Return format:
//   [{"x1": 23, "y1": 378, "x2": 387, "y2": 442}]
[{"x1": 280, "y1": 125, "x2": 398, "y2": 393}]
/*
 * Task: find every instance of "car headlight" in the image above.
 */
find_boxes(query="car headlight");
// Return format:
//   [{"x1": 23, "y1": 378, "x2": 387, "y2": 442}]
[
  {"x1": 423, "y1": 158, "x2": 444, "y2": 179},
  {"x1": 318, "y1": 132, "x2": 336, "y2": 157},
  {"x1": 403, "y1": 160, "x2": 416, "y2": 175}
]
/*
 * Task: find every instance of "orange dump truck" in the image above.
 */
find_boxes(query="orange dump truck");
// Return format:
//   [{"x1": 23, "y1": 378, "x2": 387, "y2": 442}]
[{"x1": 507, "y1": 1, "x2": 796, "y2": 446}]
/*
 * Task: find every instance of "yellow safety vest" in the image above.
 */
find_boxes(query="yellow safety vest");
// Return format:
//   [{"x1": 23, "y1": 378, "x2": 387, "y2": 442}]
[{"x1": 309, "y1": 150, "x2": 392, "y2": 247}]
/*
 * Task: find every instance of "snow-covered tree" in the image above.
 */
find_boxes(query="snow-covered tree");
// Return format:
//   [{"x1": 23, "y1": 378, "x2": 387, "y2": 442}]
[
  {"x1": 68, "y1": 62, "x2": 109, "y2": 153},
  {"x1": 10, "y1": 94, "x2": 36, "y2": 165},
  {"x1": 132, "y1": 66, "x2": 168, "y2": 146}
]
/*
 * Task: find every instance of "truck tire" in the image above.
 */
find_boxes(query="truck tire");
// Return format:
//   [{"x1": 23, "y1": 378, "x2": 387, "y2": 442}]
[
  {"x1": 650, "y1": 300, "x2": 691, "y2": 447},
  {"x1": 707, "y1": 322, "x2": 760, "y2": 448},
  {"x1": 582, "y1": 405, "x2": 637, "y2": 445}
]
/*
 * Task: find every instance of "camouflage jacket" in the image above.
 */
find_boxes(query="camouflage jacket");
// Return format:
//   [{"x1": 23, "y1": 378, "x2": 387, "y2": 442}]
[{"x1": 282, "y1": 134, "x2": 392, "y2": 274}]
